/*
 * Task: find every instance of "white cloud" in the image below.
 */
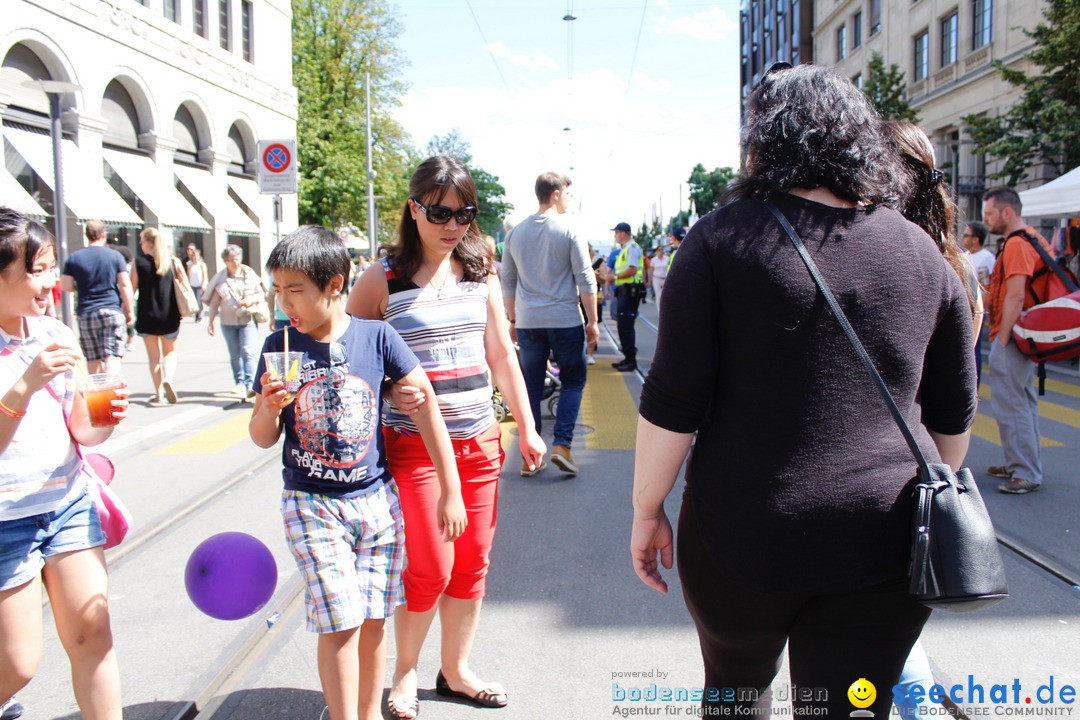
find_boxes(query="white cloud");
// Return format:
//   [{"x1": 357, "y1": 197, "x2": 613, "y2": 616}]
[
  {"x1": 654, "y1": 7, "x2": 737, "y2": 42},
  {"x1": 488, "y1": 42, "x2": 559, "y2": 72},
  {"x1": 395, "y1": 66, "x2": 741, "y2": 247}
]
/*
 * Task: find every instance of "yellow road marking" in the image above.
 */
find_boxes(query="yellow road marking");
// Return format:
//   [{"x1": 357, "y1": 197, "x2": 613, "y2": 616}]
[
  {"x1": 971, "y1": 413, "x2": 1063, "y2": 447},
  {"x1": 155, "y1": 412, "x2": 251, "y2": 455},
  {"x1": 580, "y1": 365, "x2": 638, "y2": 450},
  {"x1": 979, "y1": 385, "x2": 1080, "y2": 431}
]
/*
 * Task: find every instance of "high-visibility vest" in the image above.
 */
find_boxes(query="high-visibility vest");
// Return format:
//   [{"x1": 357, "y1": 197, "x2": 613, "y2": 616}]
[
  {"x1": 667, "y1": 246, "x2": 678, "y2": 271},
  {"x1": 615, "y1": 240, "x2": 644, "y2": 285}
]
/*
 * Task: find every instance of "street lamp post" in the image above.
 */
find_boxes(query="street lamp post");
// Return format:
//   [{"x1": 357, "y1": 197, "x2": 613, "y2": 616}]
[{"x1": 24, "y1": 80, "x2": 82, "y2": 328}]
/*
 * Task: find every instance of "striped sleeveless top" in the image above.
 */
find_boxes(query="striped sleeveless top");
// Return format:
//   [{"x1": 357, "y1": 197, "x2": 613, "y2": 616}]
[{"x1": 381, "y1": 258, "x2": 495, "y2": 439}]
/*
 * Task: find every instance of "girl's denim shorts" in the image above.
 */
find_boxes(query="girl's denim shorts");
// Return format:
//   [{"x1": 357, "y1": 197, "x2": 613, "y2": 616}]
[{"x1": 0, "y1": 490, "x2": 105, "y2": 591}]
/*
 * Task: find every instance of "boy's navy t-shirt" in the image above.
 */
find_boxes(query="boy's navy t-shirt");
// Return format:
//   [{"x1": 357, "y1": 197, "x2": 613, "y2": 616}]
[
  {"x1": 62, "y1": 246, "x2": 126, "y2": 315},
  {"x1": 254, "y1": 316, "x2": 419, "y2": 496}
]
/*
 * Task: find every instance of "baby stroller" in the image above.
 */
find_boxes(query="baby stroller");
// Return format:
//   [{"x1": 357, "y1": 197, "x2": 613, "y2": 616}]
[{"x1": 492, "y1": 364, "x2": 561, "y2": 422}]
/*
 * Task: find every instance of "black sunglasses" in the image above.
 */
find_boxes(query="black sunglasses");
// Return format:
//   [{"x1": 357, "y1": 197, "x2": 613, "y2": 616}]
[
  {"x1": 759, "y1": 61, "x2": 793, "y2": 86},
  {"x1": 413, "y1": 200, "x2": 478, "y2": 226}
]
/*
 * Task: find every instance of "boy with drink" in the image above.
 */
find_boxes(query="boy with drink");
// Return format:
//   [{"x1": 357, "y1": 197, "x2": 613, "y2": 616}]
[{"x1": 249, "y1": 226, "x2": 464, "y2": 720}]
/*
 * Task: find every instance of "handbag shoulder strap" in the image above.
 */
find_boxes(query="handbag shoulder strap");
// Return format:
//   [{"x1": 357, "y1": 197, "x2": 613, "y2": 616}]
[{"x1": 761, "y1": 199, "x2": 930, "y2": 473}]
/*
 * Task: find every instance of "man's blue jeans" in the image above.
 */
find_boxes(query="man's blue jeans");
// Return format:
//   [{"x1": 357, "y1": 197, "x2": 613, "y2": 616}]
[
  {"x1": 517, "y1": 326, "x2": 587, "y2": 448},
  {"x1": 222, "y1": 321, "x2": 259, "y2": 389}
]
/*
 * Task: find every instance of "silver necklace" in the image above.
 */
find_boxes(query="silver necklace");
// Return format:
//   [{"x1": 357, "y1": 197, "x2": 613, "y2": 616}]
[{"x1": 423, "y1": 259, "x2": 453, "y2": 298}]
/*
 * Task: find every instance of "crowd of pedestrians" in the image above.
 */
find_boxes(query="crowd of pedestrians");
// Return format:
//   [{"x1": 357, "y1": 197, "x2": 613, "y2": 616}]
[{"x1": 1, "y1": 62, "x2": 1074, "y2": 720}]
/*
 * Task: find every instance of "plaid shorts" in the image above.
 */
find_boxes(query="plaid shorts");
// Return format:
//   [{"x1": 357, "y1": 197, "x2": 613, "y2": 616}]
[
  {"x1": 281, "y1": 481, "x2": 405, "y2": 633},
  {"x1": 77, "y1": 308, "x2": 127, "y2": 361}
]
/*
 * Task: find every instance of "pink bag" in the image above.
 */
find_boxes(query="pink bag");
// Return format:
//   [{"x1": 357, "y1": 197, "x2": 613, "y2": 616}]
[{"x1": 84, "y1": 453, "x2": 132, "y2": 549}]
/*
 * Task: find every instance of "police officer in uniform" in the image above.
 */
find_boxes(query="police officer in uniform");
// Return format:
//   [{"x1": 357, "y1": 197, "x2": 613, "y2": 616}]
[{"x1": 610, "y1": 222, "x2": 644, "y2": 371}]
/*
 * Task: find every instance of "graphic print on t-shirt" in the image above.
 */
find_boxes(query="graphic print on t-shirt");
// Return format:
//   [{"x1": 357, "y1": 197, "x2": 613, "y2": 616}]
[{"x1": 292, "y1": 358, "x2": 378, "y2": 482}]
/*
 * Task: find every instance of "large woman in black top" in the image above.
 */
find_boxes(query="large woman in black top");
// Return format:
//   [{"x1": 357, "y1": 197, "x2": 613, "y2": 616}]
[{"x1": 631, "y1": 64, "x2": 977, "y2": 717}]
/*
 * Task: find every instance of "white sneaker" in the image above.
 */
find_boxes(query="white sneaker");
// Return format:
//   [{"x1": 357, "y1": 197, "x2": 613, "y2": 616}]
[
  {"x1": 586, "y1": 355, "x2": 596, "y2": 365},
  {"x1": 1, "y1": 696, "x2": 25, "y2": 719},
  {"x1": 233, "y1": 383, "x2": 248, "y2": 398}
]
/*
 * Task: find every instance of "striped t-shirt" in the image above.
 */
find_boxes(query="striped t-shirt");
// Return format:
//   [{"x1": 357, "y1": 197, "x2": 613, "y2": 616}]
[
  {"x1": 381, "y1": 259, "x2": 495, "y2": 439},
  {"x1": 0, "y1": 316, "x2": 85, "y2": 521}
]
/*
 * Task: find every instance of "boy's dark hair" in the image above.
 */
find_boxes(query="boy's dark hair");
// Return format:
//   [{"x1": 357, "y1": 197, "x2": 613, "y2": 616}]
[
  {"x1": 726, "y1": 63, "x2": 907, "y2": 206},
  {"x1": 535, "y1": 171, "x2": 571, "y2": 204},
  {"x1": 266, "y1": 225, "x2": 351, "y2": 290},
  {"x1": 0, "y1": 206, "x2": 56, "y2": 274}
]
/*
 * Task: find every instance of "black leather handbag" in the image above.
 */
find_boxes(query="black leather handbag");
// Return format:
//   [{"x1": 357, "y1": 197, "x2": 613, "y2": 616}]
[{"x1": 762, "y1": 200, "x2": 1009, "y2": 612}]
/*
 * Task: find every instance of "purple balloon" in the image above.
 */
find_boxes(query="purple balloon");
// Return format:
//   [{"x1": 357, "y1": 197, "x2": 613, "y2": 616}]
[{"x1": 185, "y1": 532, "x2": 277, "y2": 621}]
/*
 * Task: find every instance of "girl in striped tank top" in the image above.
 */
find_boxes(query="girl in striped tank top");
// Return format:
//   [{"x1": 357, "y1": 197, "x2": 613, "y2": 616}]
[{"x1": 348, "y1": 156, "x2": 543, "y2": 717}]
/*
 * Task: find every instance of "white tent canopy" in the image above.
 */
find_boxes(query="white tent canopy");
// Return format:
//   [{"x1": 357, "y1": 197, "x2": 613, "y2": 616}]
[{"x1": 1018, "y1": 166, "x2": 1080, "y2": 218}]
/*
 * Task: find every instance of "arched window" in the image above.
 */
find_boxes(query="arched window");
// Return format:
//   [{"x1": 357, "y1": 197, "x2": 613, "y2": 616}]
[
  {"x1": 1, "y1": 44, "x2": 52, "y2": 119},
  {"x1": 173, "y1": 105, "x2": 201, "y2": 164},
  {"x1": 226, "y1": 123, "x2": 250, "y2": 175},
  {"x1": 101, "y1": 80, "x2": 141, "y2": 150}
]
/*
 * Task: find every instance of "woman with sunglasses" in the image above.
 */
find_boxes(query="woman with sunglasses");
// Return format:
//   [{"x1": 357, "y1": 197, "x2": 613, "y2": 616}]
[{"x1": 348, "y1": 156, "x2": 544, "y2": 718}]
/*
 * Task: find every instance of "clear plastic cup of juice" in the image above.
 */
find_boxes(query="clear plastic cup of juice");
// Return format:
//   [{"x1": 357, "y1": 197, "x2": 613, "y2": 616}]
[
  {"x1": 263, "y1": 352, "x2": 303, "y2": 393},
  {"x1": 85, "y1": 373, "x2": 124, "y2": 427}
]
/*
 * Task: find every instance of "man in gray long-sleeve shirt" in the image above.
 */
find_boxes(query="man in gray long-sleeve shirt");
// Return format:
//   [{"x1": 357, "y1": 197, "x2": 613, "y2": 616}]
[{"x1": 502, "y1": 171, "x2": 599, "y2": 477}]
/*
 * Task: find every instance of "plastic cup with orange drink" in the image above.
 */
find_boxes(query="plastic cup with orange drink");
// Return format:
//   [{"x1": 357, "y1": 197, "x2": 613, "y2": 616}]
[{"x1": 84, "y1": 373, "x2": 125, "y2": 427}]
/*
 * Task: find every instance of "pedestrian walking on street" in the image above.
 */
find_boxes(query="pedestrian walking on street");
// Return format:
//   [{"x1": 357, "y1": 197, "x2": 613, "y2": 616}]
[
  {"x1": 885, "y1": 118, "x2": 984, "y2": 716},
  {"x1": 251, "y1": 225, "x2": 463, "y2": 720},
  {"x1": 205, "y1": 245, "x2": 268, "y2": 399},
  {"x1": 983, "y1": 187, "x2": 1052, "y2": 494},
  {"x1": 630, "y1": 63, "x2": 977, "y2": 719},
  {"x1": 963, "y1": 221, "x2": 994, "y2": 386},
  {"x1": 610, "y1": 221, "x2": 644, "y2": 372},
  {"x1": 131, "y1": 227, "x2": 181, "y2": 405},
  {"x1": 0, "y1": 207, "x2": 129, "y2": 720},
  {"x1": 185, "y1": 244, "x2": 208, "y2": 322},
  {"x1": 648, "y1": 245, "x2": 668, "y2": 313},
  {"x1": 499, "y1": 170, "x2": 597, "y2": 475},
  {"x1": 60, "y1": 220, "x2": 134, "y2": 374},
  {"x1": 348, "y1": 156, "x2": 544, "y2": 718}
]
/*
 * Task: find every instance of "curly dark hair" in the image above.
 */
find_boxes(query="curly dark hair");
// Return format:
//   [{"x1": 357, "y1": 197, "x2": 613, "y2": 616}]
[
  {"x1": 0, "y1": 206, "x2": 56, "y2": 274},
  {"x1": 884, "y1": 120, "x2": 975, "y2": 316},
  {"x1": 391, "y1": 156, "x2": 490, "y2": 284},
  {"x1": 726, "y1": 64, "x2": 908, "y2": 205}
]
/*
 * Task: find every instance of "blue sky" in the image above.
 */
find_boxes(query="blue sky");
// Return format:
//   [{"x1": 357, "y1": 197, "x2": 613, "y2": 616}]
[{"x1": 393, "y1": 0, "x2": 742, "y2": 244}]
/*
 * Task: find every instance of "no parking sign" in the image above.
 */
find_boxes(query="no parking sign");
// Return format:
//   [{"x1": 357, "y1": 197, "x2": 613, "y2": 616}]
[{"x1": 257, "y1": 139, "x2": 298, "y2": 194}]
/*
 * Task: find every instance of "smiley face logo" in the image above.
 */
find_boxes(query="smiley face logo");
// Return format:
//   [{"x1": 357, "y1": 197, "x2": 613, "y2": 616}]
[{"x1": 848, "y1": 678, "x2": 876, "y2": 715}]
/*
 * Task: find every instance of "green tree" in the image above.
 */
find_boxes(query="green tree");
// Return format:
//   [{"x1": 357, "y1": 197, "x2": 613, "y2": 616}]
[
  {"x1": 863, "y1": 52, "x2": 919, "y2": 122},
  {"x1": 424, "y1": 130, "x2": 513, "y2": 237},
  {"x1": 292, "y1": 0, "x2": 416, "y2": 243},
  {"x1": 687, "y1": 164, "x2": 736, "y2": 216},
  {"x1": 633, "y1": 218, "x2": 664, "y2": 250},
  {"x1": 964, "y1": 0, "x2": 1080, "y2": 185}
]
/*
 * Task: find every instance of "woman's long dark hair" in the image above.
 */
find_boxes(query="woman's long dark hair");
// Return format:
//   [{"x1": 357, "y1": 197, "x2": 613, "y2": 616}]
[
  {"x1": 884, "y1": 120, "x2": 976, "y2": 316},
  {"x1": 0, "y1": 206, "x2": 56, "y2": 274},
  {"x1": 726, "y1": 64, "x2": 908, "y2": 206},
  {"x1": 391, "y1": 156, "x2": 489, "y2": 283}
]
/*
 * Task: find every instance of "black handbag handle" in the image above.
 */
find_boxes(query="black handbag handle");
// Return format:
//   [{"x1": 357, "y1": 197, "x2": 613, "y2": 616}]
[{"x1": 761, "y1": 200, "x2": 931, "y2": 473}]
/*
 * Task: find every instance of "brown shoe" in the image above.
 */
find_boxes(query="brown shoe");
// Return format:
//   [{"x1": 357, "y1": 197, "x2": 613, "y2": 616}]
[
  {"x1": 986, "y1": 465, "x2": 1013, "y2": 479},
  {"x1": 520, "y1": 458, "x2": 546, "y2": 477},
  {"x1": 550, "y1": 444, "x2": 578, "y2": 475},
  {"x1": 998, "y1": 477, "x2": 1041, "y2": 494}
]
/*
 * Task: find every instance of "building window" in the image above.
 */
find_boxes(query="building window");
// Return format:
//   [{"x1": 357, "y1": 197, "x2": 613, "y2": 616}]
[
  {"x1": 791, "y1": 0, "x2": 800, "y2": 62},
  {"x1": 241, "y1": 0, "x2": 254, "y2": 62},
  {"x1": 852, "y1": 73, "x2": 863, "y2": 89},
  {"x1": 941, "y1": 12, "x2": 958, "y2": 66},
  {"x1": 852, "y1": 11, "x2": 863, "y2": 48},
  {"x1": 973, "y1": 0, "x2": 992, "y2": 49},
  {"x1": 869, "y1": 0, "x2": 881, "y2": 35},
  {"x1": 913, "y1": 30, "x2": 929, "y2": 81},
  {"x1": 193, "y1": 0, "x2": 207, "y2": 37},
  {"x1": 164, "y1": 0, "x2": 179, "y2": 23},
  {"x1": 836, "y1": 26, "x2": 847, "y2": 60},
  {"x1": 777, "y1": 13, "x2": 787, "y2": 62},
  {"x1": 219, "y1": 0, "x2": 232, "y2": 51}
]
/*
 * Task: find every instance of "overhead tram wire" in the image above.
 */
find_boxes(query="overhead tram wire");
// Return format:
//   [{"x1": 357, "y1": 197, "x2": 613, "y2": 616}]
[
  {"x1": 625, "y1": 0, "x2": 648, "y2": 95},
  {"x1": 464, "y1": 0, "x2": 511, "y2": 91}
]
